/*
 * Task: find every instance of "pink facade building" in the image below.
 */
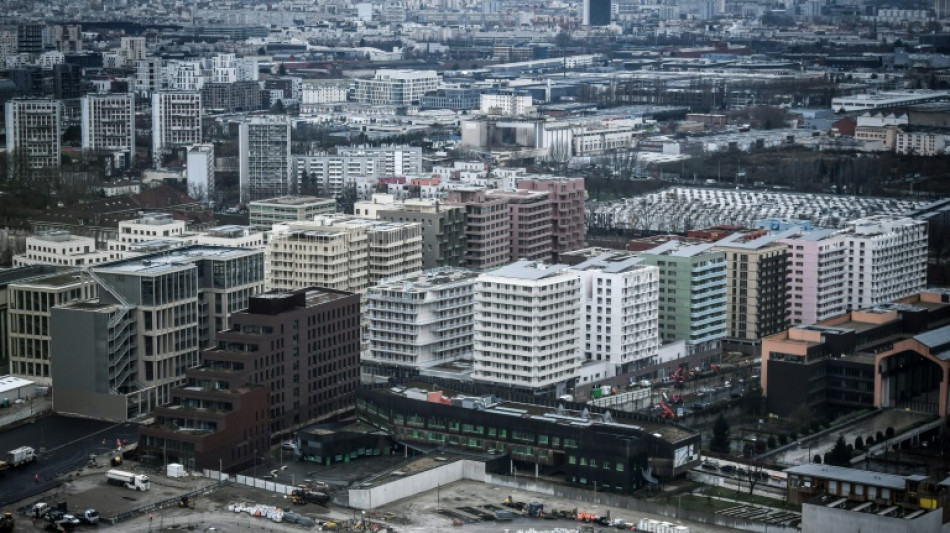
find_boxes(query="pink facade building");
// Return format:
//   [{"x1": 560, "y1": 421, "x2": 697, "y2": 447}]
[
  {"x1": 445, "y1": 188, "x2": 511, "y2": 270},
  {"x1": 516, "y1": 177, "x2": 586, "y2": 262},
  {"x1": 487, "y1": 189, "x2": 552, "y2": 263},
  {"x1": 779, "y1": 228, "x2": 848, "y2": 326}
]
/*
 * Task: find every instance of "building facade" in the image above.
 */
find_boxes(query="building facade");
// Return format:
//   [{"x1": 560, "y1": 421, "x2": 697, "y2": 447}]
[
  {"x1": 152, "y1": 91, "x2": 202, "y2": 167},
  {"x1": 353, "y1": 70, "x2": 440, "y2": 106},
  {"x1": 487, "y1": 190, "x2": 553, "y2": 263},
  {"x1": 247, "y1": 196, "x2": 336, "y2": 231},
  {"x1": 844, "y1": 216, "x2": 927, "y2": 311},
  {"x1": 355, "y1": 195, "x2": 466, "y2": 269},
  {"x1": 81, "y1": 93, "x2": 136, "y2": 169},
  {"x1": 445, "y1": 188, "x2": 511, "y2": 270},
  {"x1": 186, "y1": 144, "x2": 215, "y2": 202},
  {"x1": 239, "y1": 116, "x2": 292, "y2": 203},
  {"x1": 473, "y1": 261, "x2": 581, "y2": 397},
  {"x1": 516, "y1": 177, "x2": 586, "y2": 262},
  {"x1": 780, "y1": 229, "x2": 848, "y2": 326},
  {"x1": 14, "y1": 232, "x2": 115, "y2": 268},
  {"x1": 5, "y1": 98, "x2": 62, "y2": 174}
]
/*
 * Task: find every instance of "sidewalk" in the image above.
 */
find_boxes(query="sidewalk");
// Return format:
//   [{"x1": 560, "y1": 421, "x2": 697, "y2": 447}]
[{"x1": 0, "y1": 396, "x2": 51, "y2": 428}]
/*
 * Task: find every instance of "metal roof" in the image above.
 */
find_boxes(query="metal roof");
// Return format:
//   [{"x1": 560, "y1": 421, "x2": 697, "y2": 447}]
[
  {"x1": 487, "y1": 260, "x2": 570, "y2": 280},
  {"x1": 914, "y1": 324, "x2": 950, "y2": 360},
  {"x1": 784, "y1": 464, "x2": 907, "y2": 491}
]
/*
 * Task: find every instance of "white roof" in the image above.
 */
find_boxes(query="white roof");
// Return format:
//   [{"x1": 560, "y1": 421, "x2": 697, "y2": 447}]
[{"x1": 0, "y1": 375, "x2": 35, "y2": 394}]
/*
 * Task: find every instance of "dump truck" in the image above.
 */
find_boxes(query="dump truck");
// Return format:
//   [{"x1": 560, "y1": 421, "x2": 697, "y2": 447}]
[
  {"x1": 290, "y1": 488, "x2": 330, "y2": 506},
  {"x1": 105, "y1": 469, "x2": 150, "y2": 491},
  {"x1": 0, "y1": 446, "x2": 36, "y2": 470}
]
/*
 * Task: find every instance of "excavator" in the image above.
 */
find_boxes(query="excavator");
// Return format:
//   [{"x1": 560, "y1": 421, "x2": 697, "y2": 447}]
[{"x1": 658, "y1": 401, "x2": 676, "y2": 419}]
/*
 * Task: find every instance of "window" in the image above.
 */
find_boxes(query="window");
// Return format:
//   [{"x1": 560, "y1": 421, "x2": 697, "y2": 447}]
[
  {"x1": 568, "y1": 455, "x2": 576, "y2": 465},
  {"x1": 616, "y1": 463, "x2": 624, "y2": 472}
]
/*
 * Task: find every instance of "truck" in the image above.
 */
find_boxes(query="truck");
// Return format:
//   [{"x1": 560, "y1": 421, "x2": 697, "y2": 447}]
[
  {"x1": 0, "y1": 446, "x2": 36, "y2": 470},
  {"x1": 105, "y1": 469, "x2": 150, "y2": 491}
]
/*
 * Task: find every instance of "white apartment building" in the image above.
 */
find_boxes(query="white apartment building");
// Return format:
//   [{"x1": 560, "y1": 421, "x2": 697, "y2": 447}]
[
  {"x1": 5, "y1": 98, "x2": 62, "y2": 172},
  {"x1": 107, "y1": 213, "x2": 188, "y2": 254},
  {"x1": 845, "y1": 216, "x2": 928, "y2": 310},
  {"x1": 247, "y1": 196, "x2": 336, "y2": 230},
  {"x1": 81, "y1": 93, "x2": 135, "y2": 168},
  {"x1": 135, "y1": 58, "x2": 162, "y2": 95},
  {"x1": 8, "y1": 271, "x2": 97, "y2": 385},
  {"x1": 151, "y1": 91, "x2": 202, "y2": 167},
  {"x1": 120, "y1": 36, "x2": 147, "y2": 61},
  {"x1": 211, "y1": 54, "x2": 258, "y2": 83},
  {"x1": 161, "y1": 60, "x2": 205, "y2": 91},
  {"x1": 239, "y1": 115, "x2": 292, "y2": 203},
  {"x1": 895, "y1": 128, "x2": 947, "y2": 156},
  {"x1": 364, "y1": 268, "x2": 477, "y2": 378},
  {"x1": 779, "y1": 228, "x2": 849, "y2": 326},
  {"x1": 353, "y1": 69, "x2": 440, "y2": 106},
  {"x1": 14, "y1": 231, "x2": 115, "y2": 267},
  {"x1": 480, "y1": 90, "x2": 534, "y2": 116},
  {"x1": 293, "y1": 145, "x2": 422, "y2": 198},
  {"x1": 473, "y1": 260, "x2": 582, "y2": 396},
  {"x1": 186, "y1": 143, "x2": 215, "y2": 202},
  {"x1": 301, "y1": 80, "x2": 349, "y2": 105},
  {"x1": 266, "y1": 216, "x2": 422, "y2": 293},
  {"x1": 570, "y1": 254, "x2": 659, "y2": 383},
  {"x1": 191, "y1": 225, "x2": 265, "y2": 249}
]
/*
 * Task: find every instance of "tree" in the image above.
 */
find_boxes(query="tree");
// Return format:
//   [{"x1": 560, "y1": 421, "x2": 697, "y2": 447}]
[
  {"x1": 853, "y1": 436, "x2": 864, "y2": 450},
  {"x1": 826, "y1": 435, "x2": 852, "y2": 467},
  {"x1": 277, "y1": 63, "x2": 287, "y2": 76},
  {"x1": 767, "y1": 436, "x2": 777, "y2": 449},
  {"x1": 813, "y1": 454, "x2": 822, "y2": 464},
  {"x1": 710, "y1": 414, "x2": 731, "y2": 454}
]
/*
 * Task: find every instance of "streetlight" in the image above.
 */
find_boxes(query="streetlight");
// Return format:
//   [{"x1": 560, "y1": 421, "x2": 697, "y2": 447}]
[{"x1": 253, "y1": 449, "x2": 258, "y2": 478}]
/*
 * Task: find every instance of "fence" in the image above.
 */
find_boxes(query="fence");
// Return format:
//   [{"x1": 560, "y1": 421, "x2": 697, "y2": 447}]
[
  {"x1": 200, "y1": 469, "x2": 295, "y2": 496},
  {"x1": 109, "y1": 479, "x2": 229, "y2": 525}
]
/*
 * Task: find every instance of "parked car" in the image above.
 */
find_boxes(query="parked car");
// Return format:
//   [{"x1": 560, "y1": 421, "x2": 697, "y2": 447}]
[
  {"x1": 281, "y1": 441, "x2": 296, "y2": 451},
  {"x1": 701, "y1": 460, "x2": 720, "y2": 471}
]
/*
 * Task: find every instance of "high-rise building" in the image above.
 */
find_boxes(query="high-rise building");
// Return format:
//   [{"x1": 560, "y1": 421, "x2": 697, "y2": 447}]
[
  {"x1": 266, "y1": 217, "x2": 422, "y2": 293},
  {"x1": 135, "y1": 58, "x2": 162, "y2": 95},
  {"x1": 151, "y1": 91, "x2": 202, "y2": 167},
  {"x1": 239, "y1": 116, "x2": 292, "y2": 203},
  {"x1": 486, "y1": 189, "x2": 553, "y2": 263},
  {"x1": 5, "y1": 98, "x2": 62, "y2": 174},
  {"x1": 364, "y1": 268, "x2": 477, "y2": 379},
  {"x1": 16, "y1": 24, "x2": 43, "y2": 54},
  {"x1": 50, "y1": 25, "x2": 81, "y2": 53},
  {"x1": 473, "y1": 260, "x2": 581, "y2": 397},
  {"x1": 638, "y1": 241, "x2": 728, "y2": 349},
  {"x1": 354, "y1": 195, "x2": 466, "y2": 269},
  {"x1": 779, "y1": 229, "x2": 849, "y2": 326},
  {"x1": 353, "y1": 70, "x2": 440, "y2": 106},
  {"x1": 201, "y1": 288, "x2": 361, "y2": 438},
  {"x1": 844, "y1": 216, "x2": 927, "y2": 310},
  {"x1": 8, "y1": 271, "x2": 97, "y2": 385},
  {"x1": 81, "y1": 93, "x2": 136, "y2": 169},
  {"x1": 714, "y1": 233, "x2": 790, "y2": 348},
  {"x1": 186, "y1": 144, "x2": 215, "y2": 203},
  {"x1": 583, "y1": 0, "x2": 612, "y2": 26},
  {"x1": 570, "y1": 253, "x2": 659, "y2": 380},
  {"x1": 120, "y1": 37, "x2": 147, "y2": 61},
  {"x1": 517, "y1": 176, "x2": 586, "y2": 262},
  {"x1": 445, "y1": 188, "x2": 511, "y2": 270}
]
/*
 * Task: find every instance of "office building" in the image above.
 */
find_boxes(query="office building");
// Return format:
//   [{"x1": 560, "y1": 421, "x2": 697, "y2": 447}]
[
  {"x1": 358, "y1": 383, "x2": 701, "y2": 490},
  {"x1": 186, "y1": 144, "x2": 215, "y2": 202},
  {"x1": 480, "y1": 90, "x2": 534, "y2": 116},
  {"x1": 487, "y1": 190, "x2": 553, "y2": 263},
  {"x1": 81, "y1": 93, "x2": 136, "y2": 169},
  {"x1": 445, "y1": 188, "x2": 511, "y2": 270},
  {"x1": 247, "y1": 196, "x2": 336, "y2": 231},
  {"x1": 106, "y1": 213, "x2": 188, "y2": 255},
  {"x1": 364, "y1": 268, "x2": 477, "y2": 379},
  {"x1": 13, "y1": 231, "x2": 115, "y2": 268},
  {"x1": 191, "y1": 226, "x2": 266, "y2": 249},
  {"x1": 714, "y1": 232, "x2": 790, "y2": 349},
  {"x1": 473, "y1": 260, "x2": 581, "y2": 397},
  {"x1": 16, "y1": 24, "x2": 43, "y2": 54},
  {"x1": 152, "y1": 91, "x2": 202, "y2": 167},
  {"x1": 200, "y1": 81, "x2": 263, "y2": 114},
  {"x1": 638, "y1": 241, "x2": 728, "y2": 349},
  {"x1": 200, "y1": 288, "x2": 361, "y2": 437},
  {"x1": 51, "y1": 246, "x2": 264, "y2": 422},
  {"x1": 0, "y1": 266, "x2": 61, "y2": 373},
  {"x1": 266, "y1": 217, "x2": 422, "y2": 293},
  {"x1": 5, "y1": 98, "x2": 62, "y2": 174},
  {"x1": 354, "y1": 195, "x2": 466, "y2": 269},
  {"x1": 353, "y1": 70, "x2": 440, "y2": 106},
  {"x1": 239, "y1": 116, "x2": 292, "y2": 203},
  {"x1": 8, "y1": 271, "x2": 96, "y2": 385},
  {"x1": 570, "y1": 253, "x2": 659, "y2": 381},
  {"x1": 761, "y1": 289, "x2": 950, "y2": 418},
  {"x1": 583, "y1": 0, "x2": 612, "y2": 25}
]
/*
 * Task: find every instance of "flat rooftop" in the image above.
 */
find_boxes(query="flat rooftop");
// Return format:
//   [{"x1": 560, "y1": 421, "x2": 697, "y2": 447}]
[
  {"x1": 371, "y1": 267, "x2": 478, "y2": 292},
  {"x1": 250, "y1": 196, "x2": 335, "y2": 206},
  {"x1": 97, "y1": 246, "x2": 258, "y2": 274},
  {"x1": 13, "y1": 272, "x2": 88, "y2": 289}
]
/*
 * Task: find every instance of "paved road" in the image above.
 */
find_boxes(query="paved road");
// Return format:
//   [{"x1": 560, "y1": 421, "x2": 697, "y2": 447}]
[{"x1": 0, "y1": 415, "x2": 136, "y2": 506}]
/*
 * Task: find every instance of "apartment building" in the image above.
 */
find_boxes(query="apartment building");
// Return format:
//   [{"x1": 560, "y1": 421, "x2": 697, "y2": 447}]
[
  {"x1": 210, "y1": 54, "x2": 258, "y2": 83},
  {"x1": 293, "y1": 146, "x2": 422, "y2": 198},
  {"x1": 638, "y1": 241, "x2": 728, "y2": 349},
  {"x1": 445, "y1": 188, "x2": 511, "y2": 270},
  {"x1": 473, "y1": 260, "x2": 582, "y2": 397},
  {"x1": 895, "y1": 127, "x2": 947, "y2": 156},
  {"x1": 107, "y1": 213, "x2": 188, "y2": 255},
  {"x1": 516, "y1": 177, "x2": 586, "y2": 262},
  {"x1": 487, "y1": 189, "x2": 553, "y2": 263},
  {"x1": 191, "y1": 226, "x2": 266, "y2": 249},
  {"x1": 779, "y1": 228, "x2": 849, "y2": 326},
  {"x1": 570, "y1": 254, "x2": 659, "y2": 382},
  {"x1": 13, "y1": 231, "x2": 115, "y2": 268},
  {"x1": 51, "y1": 246, "x2": 264, "y2": 421},
  {"x1": 80, "y1": 93, "x2": 136, "y2": 169},
  {"x1": 714, "y1": 232, "x2": 790, "y2": 348},
  {"x1": 301, "y1": 79, "x2": 349, "y2": 105},
  {"x1": 353, "y1": 69, "x2": 440, "y2": 106},
  {"x1": 239, "y1": 115, "x2": 292, "y2": 203},
  {"x1": 266, "y1": 217, "x2": 422, "y2": 293},
  {"x1": 5, "y1": 98, "x2": 62, "y2": 174},
  {"x1": 480, "y1": 90, "x2": 534, "y2": 115},
  {"x1": 161, "y1": 60, "x2": 205, "y2": 91},
  {"x1": 152, "y1": 91, "x2": 202, "y2": 167},
  {"x1": 119, "y1": 36, "x2": 147, "y2": 61},
  {"x1": 186, "y1": 144, "x2": 215, "y2": 201},
  {"x1": 8, "y1": 271, "x2": 96, "y2": 385},
  {"x1": 197, "y1": 288, "x2": 361, "y2": 439},
  {"x1": 364, "y1": 268, "x2": 477, "y2": 379},
  {"x1": 200, "y1": 81, "x2": 263, "y2": 114},
  {"x1": 135, "y1": 58, "x2": 162, "y2": 95},
  {"x1": 844, "y1": 216, "x2": 927, "y2": 310},
  {"x1": 354, "y1": 194, "x2": 466, "y2": 269},
  {"x1": 247, "y1": 196, "x2": 336, "y2": 231}
]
